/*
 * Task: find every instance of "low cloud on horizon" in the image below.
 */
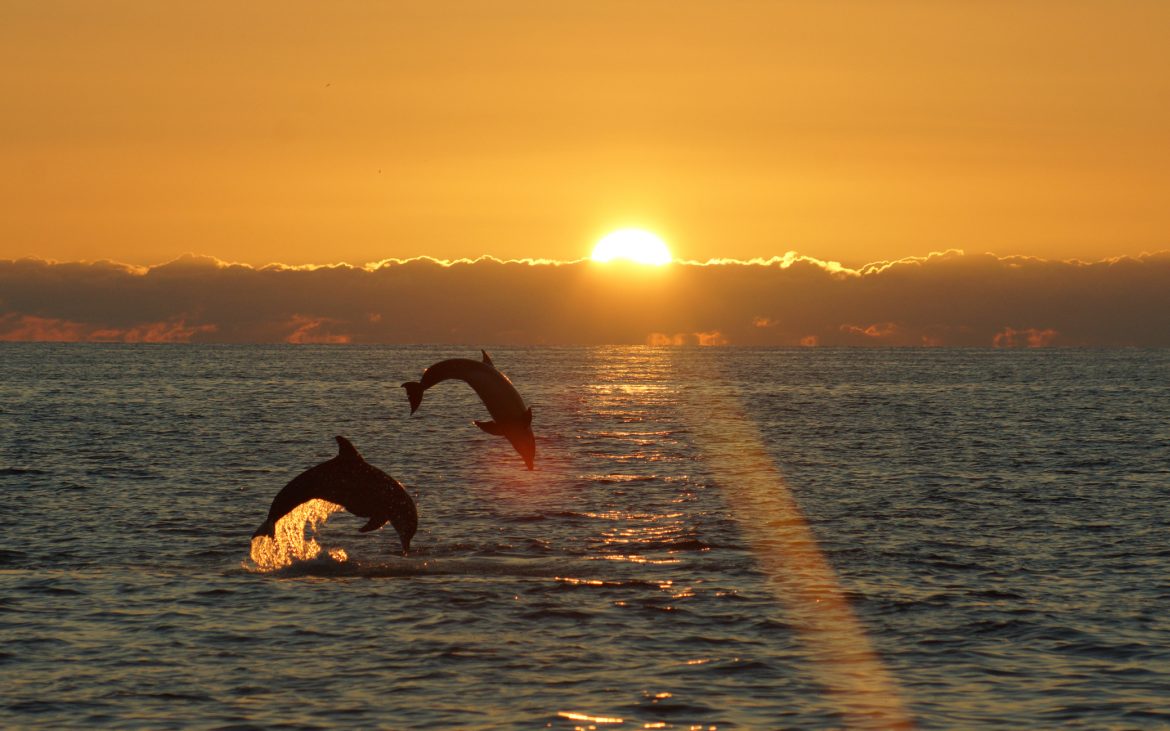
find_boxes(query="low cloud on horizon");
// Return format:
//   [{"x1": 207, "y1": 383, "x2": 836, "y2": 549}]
[{"x1": 2, "y1": 250, "x2": 1169, "y2": 347}]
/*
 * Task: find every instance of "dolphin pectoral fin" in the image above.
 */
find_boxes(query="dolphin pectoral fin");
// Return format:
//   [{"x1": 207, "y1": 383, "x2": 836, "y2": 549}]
[
  {"x1": 481, "y1": 349, "x2": 494, "y2": 366},
  {"x1": 475, "y1": 419, "x2": 504, "y2": 436},
  {"x1": 523, "y1": 406, "x2": 533, "y2": 426},
  {"x1": 359, "y1": 515, "x2": 388, "y2": 533}
]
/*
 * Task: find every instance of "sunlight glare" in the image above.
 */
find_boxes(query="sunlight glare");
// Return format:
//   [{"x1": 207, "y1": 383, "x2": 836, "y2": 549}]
[{"x1": 590, "y1": 229, "x2": 672, "y2": 265}]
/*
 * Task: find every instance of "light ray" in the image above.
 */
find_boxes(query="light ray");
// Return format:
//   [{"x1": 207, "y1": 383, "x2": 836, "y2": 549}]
[{"x1": 671, "y1": 356, "x2": 914, "y2": 729}]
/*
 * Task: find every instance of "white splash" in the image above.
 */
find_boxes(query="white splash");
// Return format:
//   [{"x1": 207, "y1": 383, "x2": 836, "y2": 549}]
[{"x1": 246, "y1": 499, "x2": 348, "y2": 571}]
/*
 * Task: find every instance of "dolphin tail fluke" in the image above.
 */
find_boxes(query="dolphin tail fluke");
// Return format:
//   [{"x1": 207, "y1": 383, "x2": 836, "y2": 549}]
[
  {"x1": 359, "y1": 515, "x2": 388, "y2": 533},
  {"x1": 474, "y1": 419, "x2": 504, "y2": 436},
  {"x1": 402, "y1": 381, "x2": 424, "y2": 414},
  {"x1": 252, "y1": 519, "x2": 276, "y2": 540}
]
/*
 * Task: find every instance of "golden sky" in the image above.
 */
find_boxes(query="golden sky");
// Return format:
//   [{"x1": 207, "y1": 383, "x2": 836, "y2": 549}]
[{"x1": 3, "y1": 1, "x2": 1169, "y2": 266}]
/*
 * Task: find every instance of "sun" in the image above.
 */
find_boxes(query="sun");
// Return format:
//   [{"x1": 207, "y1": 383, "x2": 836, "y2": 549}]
[{"x1": 590, "y1": 229, "x2": 672, "y2": 265}]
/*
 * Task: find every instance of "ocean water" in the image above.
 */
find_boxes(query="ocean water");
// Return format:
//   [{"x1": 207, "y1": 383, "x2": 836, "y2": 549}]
[{"x1": 2, "y1": 345, "x2": 1169, "y2": 729}]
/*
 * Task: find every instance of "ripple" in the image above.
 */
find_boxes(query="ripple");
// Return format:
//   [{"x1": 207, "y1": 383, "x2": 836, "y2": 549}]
[
  {"x1": 0, "y1": 549, "x2": 29, "y2": 567},
  {"x1": 0, "y1": 467, "x2": 49, "y2": 476}
]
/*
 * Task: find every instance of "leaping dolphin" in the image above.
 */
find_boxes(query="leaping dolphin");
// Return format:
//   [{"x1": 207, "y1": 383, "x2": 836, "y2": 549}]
[
  {"x1": 251, "y1": 436, "x2": 418, "y2": 554},
  {"x1": 402, "y1": 350, "x2": 536, "y2": 470}
]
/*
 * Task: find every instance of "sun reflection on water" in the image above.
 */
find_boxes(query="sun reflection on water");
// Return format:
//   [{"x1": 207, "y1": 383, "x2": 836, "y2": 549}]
[
  {"x1": 590, "y1": 554, "x2": 680, "y2": 565},
  {"x1": 557, "y1": 709, "x2": 625, "y2": 725},
  {"x1": 556, "y1": 576, "x2": 607, "y2": 587}
]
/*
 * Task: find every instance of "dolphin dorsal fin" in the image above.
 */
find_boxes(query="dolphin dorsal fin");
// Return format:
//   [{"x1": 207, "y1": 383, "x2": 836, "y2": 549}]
[
  {"x1": 335, "y1": 436, "x2": 362, "y2": 461},
  {"x1": 481, "y1": 349, "x2": 494, "y2": 366},
  {"x1": 524, "y1": 406, "x2": 533, "y2": 425}
]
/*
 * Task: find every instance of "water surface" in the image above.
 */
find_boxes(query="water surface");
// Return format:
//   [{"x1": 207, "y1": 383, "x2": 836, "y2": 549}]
[{"x1": 2, "y1": 345, "x2": 1168, "y2": 728}]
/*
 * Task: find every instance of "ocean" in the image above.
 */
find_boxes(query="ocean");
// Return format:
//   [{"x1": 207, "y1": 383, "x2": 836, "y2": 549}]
[{"x1": 2, "y1": 345, "x2": 1168, "y2": 729}]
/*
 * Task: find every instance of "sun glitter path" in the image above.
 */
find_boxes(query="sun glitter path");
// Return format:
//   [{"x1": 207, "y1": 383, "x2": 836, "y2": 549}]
[{"x1": 673, "y1": 366, "x2": 914, "y2": 729}]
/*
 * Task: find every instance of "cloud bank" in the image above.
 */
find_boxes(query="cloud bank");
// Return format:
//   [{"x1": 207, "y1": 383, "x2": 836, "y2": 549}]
[{"x1": 2, "y1": 251, "x2": 1168, "y2": 346}]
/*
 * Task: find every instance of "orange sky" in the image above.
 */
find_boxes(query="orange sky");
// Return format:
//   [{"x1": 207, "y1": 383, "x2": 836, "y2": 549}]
[{"x1": 3, "y1": 1, "x2": 1169, "y2": 267}]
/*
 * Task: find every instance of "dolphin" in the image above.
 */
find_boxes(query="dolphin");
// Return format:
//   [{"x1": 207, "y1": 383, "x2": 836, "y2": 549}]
[
  {"x1": 251, "y1": 436, "x2": 418, "y2": 554},
  {"x1": 402, "y1": 350, "x2": 536, "y2": 470}
]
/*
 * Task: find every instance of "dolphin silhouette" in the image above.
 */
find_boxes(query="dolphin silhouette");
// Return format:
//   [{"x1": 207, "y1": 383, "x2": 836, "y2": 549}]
[
  {"x1": 402, "y1": 350, "x2": 536, "y2": 470},
  {"x1": 251, "y1": 436, "x2": 418, "y2": 554}
]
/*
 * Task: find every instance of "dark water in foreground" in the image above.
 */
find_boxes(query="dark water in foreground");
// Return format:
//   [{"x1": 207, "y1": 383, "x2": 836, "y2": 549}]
[{"x1": 2, "y1": 345, "x2": 1169, "y2": 729}]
